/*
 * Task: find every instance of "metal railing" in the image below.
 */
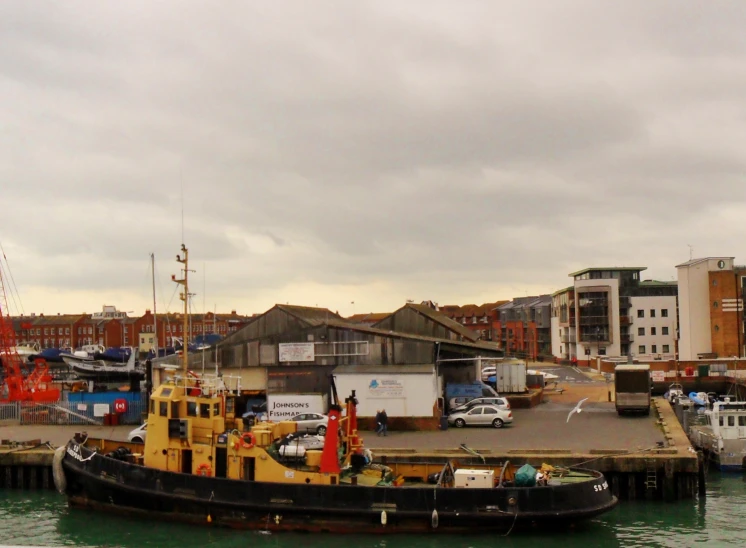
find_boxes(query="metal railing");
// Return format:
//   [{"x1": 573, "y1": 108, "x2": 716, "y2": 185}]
[{"x1": 0, "y1": 400, "x2": 146, "y2": 426}]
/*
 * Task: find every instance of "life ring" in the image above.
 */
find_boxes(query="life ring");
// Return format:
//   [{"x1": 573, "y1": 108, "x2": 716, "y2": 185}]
[
  {"x1": 241, "y1": 432, "x2": 255, "y2": 449},
  {"x1": 196, "y1": 463, "x2": 212, "y2": 477}
]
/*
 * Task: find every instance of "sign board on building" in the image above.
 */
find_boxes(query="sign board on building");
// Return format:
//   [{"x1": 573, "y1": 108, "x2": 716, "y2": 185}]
[
  {"x1": 651, "y1": 370, "x2": 665, "y2": 382},
  {"x1": 266, "y1": 393, "x2": 327, "y2": 421},
  {"x1": 279, "y1": 342, "x2": 315, "y2": 362},
  {"x1": 367, "y1": 378, "x2": 405, "y2": 398},
  {"x1": 93, "y1": 404, "x2": 110, "y2": 417}
]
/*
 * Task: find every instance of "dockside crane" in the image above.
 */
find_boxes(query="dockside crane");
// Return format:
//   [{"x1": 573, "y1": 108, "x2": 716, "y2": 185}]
[{"x1": 0, "y1": 252, "x2": 59, "y2": 402}]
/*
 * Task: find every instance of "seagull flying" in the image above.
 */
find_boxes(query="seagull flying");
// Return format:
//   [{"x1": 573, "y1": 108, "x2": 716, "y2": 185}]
[{"x1": 566, "y1": 398, "x2": 589, "y2": 423}]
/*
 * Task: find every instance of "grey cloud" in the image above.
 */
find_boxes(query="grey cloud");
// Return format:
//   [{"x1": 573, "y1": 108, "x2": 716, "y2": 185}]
[{"x1": 2, "y1": 1, "x2": 746, "y2": 315}]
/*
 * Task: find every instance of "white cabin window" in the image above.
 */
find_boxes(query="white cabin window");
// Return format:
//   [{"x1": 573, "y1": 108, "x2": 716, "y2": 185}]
[
  {"x1": 728, "y1": 416, "x2": 735, "y2": 427},
  {"x1": 739, "y1": 416, "x2": 746, "y2": 427}
]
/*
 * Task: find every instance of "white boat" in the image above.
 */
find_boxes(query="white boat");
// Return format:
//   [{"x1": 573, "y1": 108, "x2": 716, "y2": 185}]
[
  {"x1": 689, "y1": 399, "x2": 746, "y2": 472},
  {"x1": 665, "y1": 382, "x2": 685, "y2": 404},
  {"x1": 63, "y1": 350, "x2": 143, "y2": 381},
  {"x1": 527, "y1": 369, "x2": 560, "y2": 381},
  {"x1": 13, "y1": 341, "x2": 40, "y2": 358}
]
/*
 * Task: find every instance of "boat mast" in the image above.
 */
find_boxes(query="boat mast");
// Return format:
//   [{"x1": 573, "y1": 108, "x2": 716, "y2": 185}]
[
  {"x1": 172, "y1": 244, "x2": 189, "y2": 373},
  {"x1": 151, "y1": 253, "x2": 158, "y2": 359}
]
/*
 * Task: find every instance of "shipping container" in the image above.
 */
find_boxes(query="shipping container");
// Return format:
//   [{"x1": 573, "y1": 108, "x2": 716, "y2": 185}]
[{"x1": 495, "y1": 362, "x2": 527, "y2": 393}]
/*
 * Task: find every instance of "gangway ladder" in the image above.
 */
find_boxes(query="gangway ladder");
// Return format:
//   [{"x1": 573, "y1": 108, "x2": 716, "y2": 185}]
[{"x1": 645, "y1": 459, "x2": 658, "y2": 492}]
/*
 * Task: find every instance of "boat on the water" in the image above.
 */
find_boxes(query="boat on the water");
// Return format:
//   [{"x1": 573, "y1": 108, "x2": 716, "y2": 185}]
[
  {"x1": 53, "y1": 244, "x2": 617, "y2": 532},
  {"x1": 689, "y1": 398, "x2": 746, "y2": 472},
  {"x1": 55, "y1": 374, "x2": 617, "y2": 532}
]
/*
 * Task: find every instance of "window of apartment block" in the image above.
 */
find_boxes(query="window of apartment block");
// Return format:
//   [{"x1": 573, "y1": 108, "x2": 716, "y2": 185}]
[
  {"x1": 638, "y1": 327, "x2": 645, "y2": 336},
  {"x1": 637, "y1": 310, "x2": 644, "y2": 318},
  {"x1": 663, "y1": 345, "x2": 670, "y2": 353},
  {"x1": 650, "y1": 309, "x2": 656, "y2": 318},
  {"x1": 662, "y1": 326, "x2": 669, "y2": 335},
  {"x1": 661, "y1": 309, "x2": 668, "y2": 317},
  {"x1": 652, "y1": 344, "x2": 657, "y2": 353},
  {"x1": 638, "y1": 345, "x2": 646, "y2": 354},
  {"x1": 65, "y1": 328, "x2": 70, "y2": 335},
  {"x1": 44, "y1": 328, "x2": 48, "y2": 335},
  {"x1": 651, "y1": 327, "x2": 657, "y2": 336}
]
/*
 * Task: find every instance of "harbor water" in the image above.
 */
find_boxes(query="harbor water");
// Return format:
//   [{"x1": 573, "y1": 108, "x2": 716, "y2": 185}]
[{"x1": 0, "y1": 472, "x2": 744, "y2": 548}]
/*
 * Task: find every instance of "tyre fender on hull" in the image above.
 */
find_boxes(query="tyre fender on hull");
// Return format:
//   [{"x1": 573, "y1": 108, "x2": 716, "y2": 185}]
[{"x1": 52, "y1": 445, "x2": 67, "y2": 494}]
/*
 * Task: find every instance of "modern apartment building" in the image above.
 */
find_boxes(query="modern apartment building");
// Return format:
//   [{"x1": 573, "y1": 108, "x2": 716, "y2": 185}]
[
  {"x1": 676, "y1": 257, "x2": 746, "y2": 361},
  {"x1": 551, "y1": 267, "x2": 678, "y2": 364}
]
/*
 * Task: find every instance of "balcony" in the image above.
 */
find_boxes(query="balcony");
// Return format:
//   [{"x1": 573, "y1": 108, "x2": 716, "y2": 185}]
[
  {"x1": 561, "y1": 333, "x2": 577, "y2": 343},
  {"x1": 620, "y1": 333, "x2": 634, "y2": 344},
  {"x1": 578, "y1": 316, "x2": 610, "y2": 326},
  {"x1": 619, "y1": 315, "x2": 632, "y2": 326},
  {"x1": 579, "y1": 334, "x2": 611, "y2": 344}
]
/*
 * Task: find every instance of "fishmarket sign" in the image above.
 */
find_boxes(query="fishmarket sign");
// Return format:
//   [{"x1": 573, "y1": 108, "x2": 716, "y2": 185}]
[{"x1": 368, "y1": 378, "x2": 404, "y2": 398}]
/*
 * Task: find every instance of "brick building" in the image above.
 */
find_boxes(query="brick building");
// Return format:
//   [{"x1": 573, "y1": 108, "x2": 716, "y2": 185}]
[{"x1": 677, "y1": 257, "x2": 746, "y2": 360}]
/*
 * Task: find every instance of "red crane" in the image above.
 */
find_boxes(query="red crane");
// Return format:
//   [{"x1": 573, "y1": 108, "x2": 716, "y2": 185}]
[{"x1": 0, "y1": 255, "x2": 59, "y2": 402}]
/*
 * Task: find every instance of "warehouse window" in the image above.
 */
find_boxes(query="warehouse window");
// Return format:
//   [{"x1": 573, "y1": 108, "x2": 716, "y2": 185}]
[{"x1": 638, "y1": 345, "x2": 646, "y2": 354}]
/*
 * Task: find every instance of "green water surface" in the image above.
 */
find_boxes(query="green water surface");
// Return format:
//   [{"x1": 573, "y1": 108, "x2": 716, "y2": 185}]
[{"x1": 0, "y1": 473, "x2": 743, "y2": 547}]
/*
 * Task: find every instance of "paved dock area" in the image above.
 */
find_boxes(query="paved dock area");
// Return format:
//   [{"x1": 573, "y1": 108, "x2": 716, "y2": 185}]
[{"x1": 0, "y1": 366, "x2": 667, "y2": 454}]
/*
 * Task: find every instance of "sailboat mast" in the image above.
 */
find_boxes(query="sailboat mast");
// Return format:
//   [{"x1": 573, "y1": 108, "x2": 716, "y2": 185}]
[
  {"x1": 173, "y1": 244, "x2": 190, "y2": 373},
  {"x1": 151, "y1": 253, "x2": 158, "y2": 358}
]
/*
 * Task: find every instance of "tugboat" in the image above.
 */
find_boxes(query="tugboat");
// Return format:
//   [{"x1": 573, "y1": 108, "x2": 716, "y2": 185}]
[{"x1": 53, "y1": 245, "x2": 617, "y2": 533}]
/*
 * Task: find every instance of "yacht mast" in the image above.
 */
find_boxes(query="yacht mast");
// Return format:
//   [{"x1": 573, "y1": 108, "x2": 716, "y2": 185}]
[
  {"x1": 151, "y1": 253, "x2": 158, "y2": 359},
  {"x1": 172, "y1": 244, "x2": 189, "y2": 373}
]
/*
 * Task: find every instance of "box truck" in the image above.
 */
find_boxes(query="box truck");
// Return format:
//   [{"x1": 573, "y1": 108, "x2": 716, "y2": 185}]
[{"x1": 614, "y1": 364, "x2": 651, "y2": 416}]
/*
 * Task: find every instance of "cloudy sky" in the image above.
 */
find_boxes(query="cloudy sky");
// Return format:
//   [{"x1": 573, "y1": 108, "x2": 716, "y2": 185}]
[{"x1": 1, "y1": 1, "x2": 745, "y2": 319}]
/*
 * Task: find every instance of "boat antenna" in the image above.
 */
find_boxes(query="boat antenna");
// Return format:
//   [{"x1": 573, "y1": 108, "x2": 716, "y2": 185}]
[
  {"x1": 151, "y1": 253, "x2": 158, "y2": 359},
  {"x1": 172, "y1": 244, "x2": 190, "y2": 374}
]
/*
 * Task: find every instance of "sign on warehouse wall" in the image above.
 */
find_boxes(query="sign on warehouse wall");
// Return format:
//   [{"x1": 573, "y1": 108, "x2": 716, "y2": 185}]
[
  {"x1": 279, "y1": 342, "x2": 315, "y2": 362},
  {"x1": 368, "y1": 378, "x2": 405, "y2": 398},
  {"x1": 266, "y1": 394, "x2": 326, "y2": 421}
]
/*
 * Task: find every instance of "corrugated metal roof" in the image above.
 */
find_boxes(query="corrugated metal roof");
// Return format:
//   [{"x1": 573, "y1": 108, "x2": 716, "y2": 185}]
[
  {"x1": 347, "y1": 312, "x2": 391, "y2": 323},
  {"x1": 325, "y1": 319, "x2": 502, "y2": 353},
  {"x1": 332, "y1": 364, "x2": 435, "y2": 375},
  {"x1": 275, "y1": 304, "x2": 344, "y2": 326},
  {"x1": 404, "y1": 303, "x2": 479, "y2": 342}
]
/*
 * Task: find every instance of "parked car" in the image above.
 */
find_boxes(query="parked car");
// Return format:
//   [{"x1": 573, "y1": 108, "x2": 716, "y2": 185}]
[
  {"x1": 127, "y1": 422, "x2": 147, "y2": 443},
  {"x1": 448, "y1": 396, "x2": 474, "y2": 411},
  {"x1": 289, "y1": 412, "x2": 329, "y2": 435},
  {"x1": 447, "y1": 405, "x2": 513, "y2": 429},
  {"x1": 450, "y1": 396, "x2": 510, "y2": 414},
  {"x1": 481, "y1": 366, "x2": 497, "y2": 381}
]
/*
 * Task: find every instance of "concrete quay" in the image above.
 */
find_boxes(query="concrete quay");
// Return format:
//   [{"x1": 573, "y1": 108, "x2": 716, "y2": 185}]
[{"x1": 0, "y1": 369, "x2": 702, "y2": 501}]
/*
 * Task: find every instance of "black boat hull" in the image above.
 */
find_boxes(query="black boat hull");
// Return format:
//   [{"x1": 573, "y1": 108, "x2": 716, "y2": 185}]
[{"x1": 60, "y1": 442, "x2": 617, "y2": 533}]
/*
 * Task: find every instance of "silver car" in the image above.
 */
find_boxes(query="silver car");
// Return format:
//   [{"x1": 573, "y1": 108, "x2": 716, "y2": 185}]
[
  {"x1": 127, "y1": 422, "x2": 147, "y2": 443},
  {"x1": 448, "y1": 405, "x2": 513, "y2": 429},
  {"x1": 289, "y1": 413, "x2": 329, "y2": 435},
  {"x1": 451, "y1": 397, "x2": 510, "y2": 414}
]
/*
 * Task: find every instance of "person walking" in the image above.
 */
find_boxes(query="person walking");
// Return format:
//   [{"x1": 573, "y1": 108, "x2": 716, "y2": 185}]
[
  {"x1": 379, "y1": 409, "x2": 388, "y2": 437},
  {"x1": 374, "y1": 409, "x2": 383, "y2": 436}
]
